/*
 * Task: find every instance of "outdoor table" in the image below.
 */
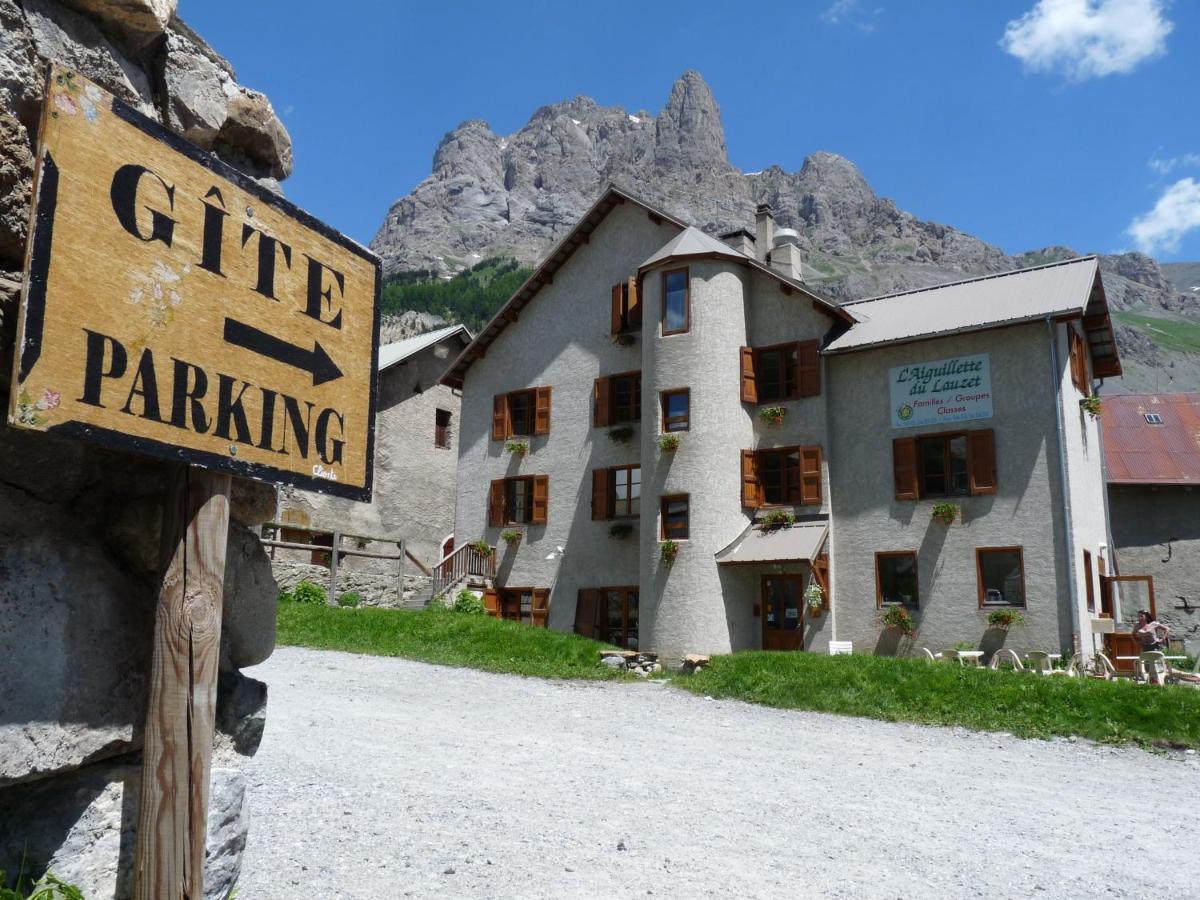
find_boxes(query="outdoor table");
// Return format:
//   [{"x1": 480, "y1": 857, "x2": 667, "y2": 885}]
[
  {"x1": 955, "y1": 650, "x2": 984, "y2": 665},
  {"x1": 1115, "y1": 656, "x2": 1187, "y2": 661}
]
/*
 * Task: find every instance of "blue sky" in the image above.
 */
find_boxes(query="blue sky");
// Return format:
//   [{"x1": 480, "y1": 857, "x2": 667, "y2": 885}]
[{"x1": 187, "y1": 1, "x2": 1200, "y2": 263}]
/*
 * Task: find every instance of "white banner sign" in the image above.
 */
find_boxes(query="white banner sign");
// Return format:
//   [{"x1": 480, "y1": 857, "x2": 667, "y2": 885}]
[{"x1": 889, "y1": 353, "x2": 992, "y2": 429}]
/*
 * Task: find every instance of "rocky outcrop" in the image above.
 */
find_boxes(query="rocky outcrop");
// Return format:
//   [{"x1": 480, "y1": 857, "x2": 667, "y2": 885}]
[
  {"x1": 0, "y1": 2, "x2": 294, "y2": 896},
  {"x1": 370, "y1": 70, "x2": 1199, "y2": 391},
  {"x1": 379, "y1": 309, "x2": 449, "y2": 343}
]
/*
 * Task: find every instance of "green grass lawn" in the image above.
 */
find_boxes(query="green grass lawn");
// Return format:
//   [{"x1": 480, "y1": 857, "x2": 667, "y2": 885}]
[
  {"x1": 277, "y1": 601, "x2": 626, "y2": 680},
  {"x1": 276, "y1": 603, "x2": 1200, "y2": 749},
  {"x1": 678, "y1": 651, "x2": 1200, "y2": 749}
]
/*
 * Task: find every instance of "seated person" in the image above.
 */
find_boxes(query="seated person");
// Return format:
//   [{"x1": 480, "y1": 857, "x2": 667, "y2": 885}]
[{"x1": 1133, "y1": 610, "x2": 1169, "y2": 652}]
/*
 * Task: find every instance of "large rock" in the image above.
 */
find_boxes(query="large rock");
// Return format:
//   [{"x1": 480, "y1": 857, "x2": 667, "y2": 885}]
[
  {"x1": 160, "y1": 23, "x2": 236, "y2": 148},
  {"x1": 213, "y1": 86, "x2": 292, "y2": 180},
  {"x1": 221, "y1": 524, "x2": 278, "y2": 671},
  {"x1": 22, "y1": 0, "x2": 157, "y2": 119},
  {"x1": 0, "y1": 761, "x2": 250, "y2": 900},
  {"x1": 0, "y1": 112, "x2": 34, "y2": 264},
  {"x1": 61, "y1": 0, "x2": 176, "y2": 51},
  {"x1": 0, "y1": 0, "x2": 44, "y2": 129},
  {"x1": 0, "y1": 480, "x2": 154, "y2": 787},
  {"x1": 230, "y1": 476, "x2": 276, "y2": 528}
]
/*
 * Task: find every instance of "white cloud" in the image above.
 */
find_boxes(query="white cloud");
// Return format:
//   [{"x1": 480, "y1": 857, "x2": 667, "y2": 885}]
[
  {"x1": 822, "y1": 0, "x2": 882, "y2": 33},
  {"x1": 1001, "y1": 0, "x2": 1173, "y2": 80},
  {"x1": 1127, "y1": 178, "x2": 1200, "y2": 255},
  {"x1": 1148, "y1": 152, "x2": 1200, "y2": 176}
]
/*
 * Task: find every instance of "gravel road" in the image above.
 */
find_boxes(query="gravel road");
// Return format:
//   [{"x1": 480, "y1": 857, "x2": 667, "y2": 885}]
[{"x1": 237, "y1": 646, "x2": 1200, "y2": 899}]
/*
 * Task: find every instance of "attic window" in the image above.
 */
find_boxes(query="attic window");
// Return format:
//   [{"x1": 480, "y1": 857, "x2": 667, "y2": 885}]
[{"x1": 1144, "y1": 413, "x2": 1164, "y2": 425}]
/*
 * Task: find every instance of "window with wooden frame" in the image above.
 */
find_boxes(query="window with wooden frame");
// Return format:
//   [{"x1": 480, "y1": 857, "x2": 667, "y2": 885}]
[
  {"x1": 1068, "y1": 326, "x2": 1089, "y2": 396},
  {"x1": 661, "y1": 389, "x2": 689, "y2": 432},
  {"x1": 434, "y1": 408, "x2": 452, "y2": 449},
  {"x1": 892, "y1": 429, "x2": 995, "y2": 500},
  {"x1": 611, "y1": 277, "x2": 641, "y2": 334},
  {"x1": 977, "y1": 547, "x2": 1026, "y2": 608},
  {"x1": 591, "y1": 465, "x2": 640, "y2": 520},
  {"x1": 740, "y1": 446, "x2": 822, "y2": 507},
  {"x1": 739, "y1": 340, "x2": 819, "y2": 404},
  {"x1": 491, "y1": 386, "x2": 552, "y2": 440},
  {"x1": 660, "y1": 494, "x2": 689, "y2": 540},
  {"x1": 593, "y1": 371, "x2": 641, "y2": 426},
  {"x1": 574, "y1": 587, "x2": 639, "y2": 649},
  {"x1": 876, "y1": 551, "x2": 919, "y2": 609},
  {"x1": 488, "y1": 475, "x2": 549, "y2": 526},
  {"x1": 662, "y1": 268, "x2": 689, "y2": 335}
]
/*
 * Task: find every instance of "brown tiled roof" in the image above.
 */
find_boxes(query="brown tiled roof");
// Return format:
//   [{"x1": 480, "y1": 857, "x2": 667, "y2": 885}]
[{"x1": 1102, "y1": 393, "x2": 1200, "y2": 485}]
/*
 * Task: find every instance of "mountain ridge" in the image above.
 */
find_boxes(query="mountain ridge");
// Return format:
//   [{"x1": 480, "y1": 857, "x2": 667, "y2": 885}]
[{"x1": 371, "y1": 71, "x2": 1200, "y2": 392}]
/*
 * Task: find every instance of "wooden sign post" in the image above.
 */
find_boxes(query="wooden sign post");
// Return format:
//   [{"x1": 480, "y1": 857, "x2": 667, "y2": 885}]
[{"x1": 7, "y1": 67, "x2": 380, "y2": 899}]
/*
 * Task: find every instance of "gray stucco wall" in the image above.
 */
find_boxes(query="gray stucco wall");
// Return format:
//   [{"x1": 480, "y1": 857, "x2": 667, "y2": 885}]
[
  {"x1": 453, "y1": 202, "x2": 681, "y2": 620},
  {"x1": 1109, "y1": 486, "x2": 1200, "y2": 654},
  {"x1": 281, "y1": 338, "x2": 464, "y2": 569},
  {"x1": 639, "y1": 262, "x2": 834, "y2": 659},
  {"x1": 826, "y1": 323, "x2": 1075, "y2": 657}
]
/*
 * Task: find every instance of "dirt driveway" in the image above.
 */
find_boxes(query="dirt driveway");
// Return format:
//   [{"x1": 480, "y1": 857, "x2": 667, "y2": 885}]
[{"x1": 237, "y1": 647, "x2": 1200, "y2": 899}]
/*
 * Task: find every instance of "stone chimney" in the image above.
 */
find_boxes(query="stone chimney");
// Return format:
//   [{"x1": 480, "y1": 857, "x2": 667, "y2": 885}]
[
  {"x1": 770, "y1": 229, "x2": 804, "y2": 281},
  {"x1": 719, "y1": 227, "x2": 755, "y2": 257},
  {"x1": 754, "y1": 204, "x2": 775, "y2": 263}
]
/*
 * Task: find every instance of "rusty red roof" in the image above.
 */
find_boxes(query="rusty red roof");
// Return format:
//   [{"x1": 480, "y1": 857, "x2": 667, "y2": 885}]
[{"x1": 1102, "y1": 393, "x2": 1200, "y2": 485}]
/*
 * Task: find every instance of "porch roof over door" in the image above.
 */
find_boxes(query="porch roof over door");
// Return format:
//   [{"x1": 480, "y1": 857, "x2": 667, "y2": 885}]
[{"x1": 715, "y1": 521, "x2": 828, "y2": 566}]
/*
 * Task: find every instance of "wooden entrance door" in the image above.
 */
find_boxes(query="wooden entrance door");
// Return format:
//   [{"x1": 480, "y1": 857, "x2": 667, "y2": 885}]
[{"x1": 762, "y1": 575, "x2": 803, "y2": 651}]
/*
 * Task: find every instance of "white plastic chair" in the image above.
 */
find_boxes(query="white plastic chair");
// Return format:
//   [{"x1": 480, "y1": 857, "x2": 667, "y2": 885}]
[
  {"x1": 1026, "y1": 651, "x2": 1069, "y2": 676},
  {"x1": 921, "y1": 647, "x2": 938, "y2": 663},
  {"x1": 988, "y1": 648, "x2": 1024, "y2": 672},
  {"x1": 1085, "y1": 652, "x2": 1117, "y2": 681},
  {"x1": 829, "y1": 641, "x2": 853, "y2": 656}
]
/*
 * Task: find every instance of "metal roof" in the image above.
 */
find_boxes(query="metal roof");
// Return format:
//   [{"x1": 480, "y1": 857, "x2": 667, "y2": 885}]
[
  {"x1": 1102, "y1": 392, "x2": 1200, "y2": 485},
  {"x1": 378, "y1": 324, "x2": 471, "y2": 372},
  {"x1": 824, "y1": 256, "x2": 1109, "y2": 355},
  {"x1": 639, "y1": 226, "x2": 753, "y2": 269},
  {"x1": 715, "y1": 521, "x2": 828, "y2": 565}
]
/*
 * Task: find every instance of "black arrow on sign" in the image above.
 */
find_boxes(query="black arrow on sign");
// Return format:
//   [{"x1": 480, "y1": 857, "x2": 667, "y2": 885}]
[{"x1": 223, "y1": 317, "x2": 343, "y2": 386}]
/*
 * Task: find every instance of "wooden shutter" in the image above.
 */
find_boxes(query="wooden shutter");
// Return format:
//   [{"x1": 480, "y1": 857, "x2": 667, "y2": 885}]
[
  {"x1": 611, "y1": 283, "x2": 623, "y2": 334},
  {"x1": 488, "y1": 479, "x2": 506, "y2": 527},
  {"x1": 785, "y1": 449, "x2": 802, "y2": 503},
  {"x1": 531, "y1": 588, "x2": 550, "y2": 628},
  {"x1": 591, "y1": 468, "x2": 611, "y2": 521},
  {"x1": 534, "y1": 386, "x2": 552, "y2": 435},
  {"x1": 740, "y1": 347, "x2": 758, "y2": 403},
  {"x1": 1069, "y1": 328, "x2": 1088, "y2": 395},
  {"x1": 797, "y1": 340, "x2": 820, "y2": 397},
  {"x1": 627, "y1": 276, "x2": 641, "y2": 327},
  {"x1": 893, "y1": 437, "x2": 919, "y2": 501},
  {"x1": 967, "y1": 429, "x2": 997, "y2": 495},
  {"x1": 491, "y1": 394, "x2": 508, "y2": 440},
  {"x1": 483, "y1": 588, "x2": 500, "y2": 618},
  {"x1": 574, "y1": 589, "x2": 598, "y2": 638},
  {"x1": 800, "y1": 446, "x2": 822, "y2": 506},
  {"x1": 741, "y1": 450, "x2": 762, "y2": 508},
  {"x1": 593, "y1": 377, "x2": 611, "y2": 427},
  {"x1": 531, "y1": 474, "x2": 549, "y2": 524}
]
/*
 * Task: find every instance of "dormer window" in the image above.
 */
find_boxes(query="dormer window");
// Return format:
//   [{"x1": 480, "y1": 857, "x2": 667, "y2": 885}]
[{"x1": 1144, "y1": 413, "x2": 1164, "y2": 425}]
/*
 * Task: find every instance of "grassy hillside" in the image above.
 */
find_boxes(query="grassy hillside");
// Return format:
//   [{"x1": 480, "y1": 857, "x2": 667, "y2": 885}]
[
  {"x1": 380, "y1": 256, "x2": 533, "y2": 331},
  {"x1": 1113, "y1": 310, "x2": 1200, "y2": 355}
]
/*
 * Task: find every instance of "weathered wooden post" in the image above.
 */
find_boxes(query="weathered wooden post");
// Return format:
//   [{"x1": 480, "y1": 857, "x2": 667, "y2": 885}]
[
  {"x1": 7, "y1": 67, "x2": 380, "y2": 898},
  {"x1": 133, "y1": 467, "x2": 231, "y2": 899}
]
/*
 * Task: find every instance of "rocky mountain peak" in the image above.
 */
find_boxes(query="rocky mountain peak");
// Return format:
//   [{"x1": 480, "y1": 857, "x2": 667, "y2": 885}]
[{"x1": 655, "y1": 69, "x2": 727, "y2": 170}]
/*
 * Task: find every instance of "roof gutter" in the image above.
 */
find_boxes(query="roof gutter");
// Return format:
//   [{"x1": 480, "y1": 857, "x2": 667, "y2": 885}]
[{"x1": 1046, "y1": 315, "x2": 1085, "y2": 659}]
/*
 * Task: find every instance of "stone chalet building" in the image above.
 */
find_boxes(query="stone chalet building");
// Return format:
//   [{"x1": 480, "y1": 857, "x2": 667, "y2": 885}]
[
  {"x1": 1103, "y1": 392, "x2": 1200, "y2": 656},
  {"x1": 438, "y1": 185, "x2": 1127, "y2": 661},
  {"x1": 279, "y1": 324, "x2": 470, "y2": 570}
]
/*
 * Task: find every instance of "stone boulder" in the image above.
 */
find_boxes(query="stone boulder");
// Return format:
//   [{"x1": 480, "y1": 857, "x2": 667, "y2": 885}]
[
  {"x1": 0, "y1": 0, "x2": 44, "y2": 129},
  {"x1": 161, "y1": 22, "x2": 236, "y2": 149},
  {"x1": 230, "y1": 476, "x2": 277, "y2": 528},
  {"x1": 0, "y1": 114, "x2": 32, "y2": 266},
  {"x1": 213, "y1": 86, "x2": 292, "y2": 181},
  {"x1": 221, "y1": 523, "x2": 278, "y2": 671},
  {"x1": 22, "y1": 0, "x2": 157, "y2": 119},
  {"x1": 61, "y1": 0, "x2": 176, "y2": 51}
]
